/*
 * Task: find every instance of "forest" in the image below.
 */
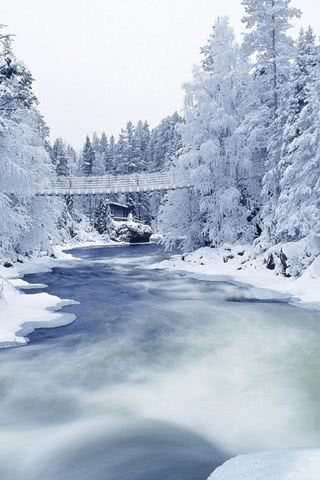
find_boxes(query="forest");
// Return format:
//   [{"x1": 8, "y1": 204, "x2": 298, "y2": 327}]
[
  {"x1": 1, "y1": 0, "x2": 319, "y2": 277},
  {"x1": 2, "y1": 2, "x2": 320, "y2": 480}
]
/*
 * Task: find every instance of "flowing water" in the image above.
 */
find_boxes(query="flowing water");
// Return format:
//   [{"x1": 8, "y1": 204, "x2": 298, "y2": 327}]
[{"x1": 1, "y1": 243, "x2": 320, "y2": 480}]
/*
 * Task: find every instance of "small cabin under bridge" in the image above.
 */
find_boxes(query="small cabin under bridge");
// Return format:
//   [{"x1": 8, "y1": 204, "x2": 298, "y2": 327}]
[{"x1": 109, "y1": 202, "x2": 130, "y2": 221}]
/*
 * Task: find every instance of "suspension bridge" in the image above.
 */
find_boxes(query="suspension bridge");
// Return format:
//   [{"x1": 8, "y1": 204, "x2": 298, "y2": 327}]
[{"x1": 35, "y1": 171, "x2": 192, "y2": 196}]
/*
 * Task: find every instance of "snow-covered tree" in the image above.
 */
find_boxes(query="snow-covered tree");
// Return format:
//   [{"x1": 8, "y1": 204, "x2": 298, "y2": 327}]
[
  {"x1": 159, "y1": 184, "x2": 203, "y2": 251},
  {"x1": 0, "y1": 108, "x2": 62, "y2": 256},
  {"x1": 149, "y1": 113, "x2": 183, "y2": 172},
  {"x1": 0, "y1": 34, "x2": 36, "y2": 115},
  {"x1": 81, "y1": 135, "x2": 95, "y2": 176},
  {"x1": 0, "y1": 28, "x2": 64, "y2": 258},
  {"x1": 147, "y1": 113, "x2": 183, "y2": 226},
  {"x1": 92, "y1": 132, "x2": 105, "y2": 175},
  {"x1": 273, "y1": 28, "x2": 320, "y2": 241},
  {"x1": 108, "y1": 135, "x2": 116, "y2": 172},
  {"x1": 66, "y1": 144, "x2": 79, "y2": 175},
  {"x1": 241, "y1": 0, "x2": 301, "y2": 244},
  {"x1": 132, "y1": 120, "x2": 150, "y2": 172},
  {"x1": 52, "y1": 138, "x2": 70, "y2": 176},
  {"x1": 114, "y1": 122, "x2": 137, "y2": 175},
  {"x1": 160, "y1": 17, "x2": 254, "y2": 249},
  {"x1": 99, "y1": 132, "x2": 110, "y2": 173},
  {"x1": 94, "y1": 200, "x2": 112, "y2": 235}
]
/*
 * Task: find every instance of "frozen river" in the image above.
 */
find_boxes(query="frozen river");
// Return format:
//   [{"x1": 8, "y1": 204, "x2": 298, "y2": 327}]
[{"x1": 1, "y1": 243, "x2": 320, "y2": 480}]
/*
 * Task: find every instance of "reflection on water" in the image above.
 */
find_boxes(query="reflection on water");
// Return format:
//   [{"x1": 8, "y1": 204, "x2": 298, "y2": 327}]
[{"x1": 1, "y1": 243, "x2": 320, "y2": 480}]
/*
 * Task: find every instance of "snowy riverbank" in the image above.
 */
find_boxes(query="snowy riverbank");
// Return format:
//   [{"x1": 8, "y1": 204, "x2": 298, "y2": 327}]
[
  {"x1": 0, "y1": 238, "x2": 116, "y2": 348},
  {"x1": 208, "y1": 449, "x2": 320, "y2": 480},
  {"x1": 151, "y1": 240, "x2": 320, "y2": 308},
  {"x1": 0, "y1": 229, "x2": 154, "y2": 348},
  {"x1": 0, "y1": 246, "x2": 80, "y2": 348},
  {"x1": 2, "y1": 235, "x2": 320, "y2": 349}
]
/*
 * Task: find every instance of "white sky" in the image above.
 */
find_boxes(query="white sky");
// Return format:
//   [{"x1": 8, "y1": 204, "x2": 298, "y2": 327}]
[{"x1": 1, "y1": 0, "x2": 318, "y2": 146}]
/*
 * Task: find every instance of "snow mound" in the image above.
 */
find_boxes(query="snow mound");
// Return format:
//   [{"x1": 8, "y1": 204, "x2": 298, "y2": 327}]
[
  {"x1": 0, "y1": 276, "x2": 76, "y2": 347},
  {"x1": 112, "y1": 221, "x2": 152, "y2": 243},
  {"x1": 208, "y1": 449, "x2": 320, "y2": 480},
  {"x1": 71, "y1": 219, "x2": 103, "y2": 244},
  {"x1": 260, "y1": 236, "x2": 320, "y2": 278},
  {"x1": 0, "y1": 248, "x2": 80, "y2": 348},
  {"x1": 0, "y1": 278, "x2": 75, "y2": 348}
]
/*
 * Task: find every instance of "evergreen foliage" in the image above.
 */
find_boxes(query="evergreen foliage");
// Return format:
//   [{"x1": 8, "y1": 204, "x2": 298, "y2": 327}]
[
  {"x1": 2, "y1": 2, "x2": 320, "y2": 269},
  {"x1": 0, "y1": 27, "x2": 65, "y2": 259}
]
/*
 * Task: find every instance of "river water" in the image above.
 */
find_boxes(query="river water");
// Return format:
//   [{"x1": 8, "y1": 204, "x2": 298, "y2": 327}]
[{"x1": 1, "y1": 243, "x2": 320, "y2": 480}]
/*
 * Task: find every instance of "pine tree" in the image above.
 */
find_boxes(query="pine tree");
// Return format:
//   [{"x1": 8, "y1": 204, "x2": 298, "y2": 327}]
[
  {"x1": 94, "y1": 200, "x2": 113, "y2": 235},
  {"x1": 274, "y1": 28, "x2": 320, "y2": 242},
  {"x1": 0, "y1": 34, "x2": 36, "y2": 114},
  {"x1": 148, "y1": 113, "x2": 183, "y2": 225},
  {"x1": 108, "y1": 135, "x2": 116, "y2": 173},
  {"x1": 115, "y1": 128, "x2": 128, "y2": 175},
  {"x1": 241, "y1": 0, "x2": 301, "y2": 245},
  {"x1": 124, "y1": 121, "x2": 152, "y2": 221},
  {"x1": 149, "y1": 113, "x2": 183, "y2": 172},
  {"x1": 92, "y1": 132, "x2": 105, "y2": 175},
  {"x1": 279, "y1": 27, "x2": 318, "y2": 180},
  {"x1": 66, "y1": 144, "x2": 79, "y2": 175},
  {"x1": 133, "y1": 120, "x2": 150, "y2": 172},
  {"x1": 52, "y1": 138, "x2": 70, "y2": 176},
  {"x1": 81, "y1": 135, "x2": 95, "y2": 176},
  {"x1": 100, "y1": 132, "x2": 110, "y2": 173},
  {"x1": 160, "y1": 17, "x2": 254, "y2": 248},
  {"x1": 0, "y1": 28, "x2": 64, "y2": 258},
  {"x1": 80, "y1": 136, "x2": 95, "y2": 222}
]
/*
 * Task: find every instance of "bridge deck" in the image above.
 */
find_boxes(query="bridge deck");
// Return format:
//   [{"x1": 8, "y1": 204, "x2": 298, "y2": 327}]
[{"x1": 35, "y1": 172, "x2": 192, "y2": 196}]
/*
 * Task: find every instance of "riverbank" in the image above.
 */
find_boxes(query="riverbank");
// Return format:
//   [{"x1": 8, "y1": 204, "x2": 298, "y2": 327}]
[
  {"x1": 0, "y1": 231, "x2": 157, "y2": 348},
  {"x1": 208, "y1": 449, "x2": 320, "y2": 480},
  {"x1": 151, "y1": 242, "x2": 320, "y2": 308},
  {"x1": 2, "y1": 236, "x2": 320, "y2": 348},
  {"x1": 0, "y1": 239, "x2": 116, "y2": 348}
]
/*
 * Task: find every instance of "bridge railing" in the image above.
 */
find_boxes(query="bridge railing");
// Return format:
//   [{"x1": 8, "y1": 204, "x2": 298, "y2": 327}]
[{"x1": 36, "y1": 171, "x2": 192, "y2": 196}]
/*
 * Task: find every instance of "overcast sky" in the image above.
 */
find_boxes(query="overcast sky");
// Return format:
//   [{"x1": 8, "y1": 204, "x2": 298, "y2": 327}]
[{"x1": 1, "y1": 0, "x2": 318, "y2": 146}]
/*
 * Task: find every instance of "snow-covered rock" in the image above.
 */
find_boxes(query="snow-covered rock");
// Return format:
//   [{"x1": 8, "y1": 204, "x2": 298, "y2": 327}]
[
  {"x1": 208, "y1": 449, "x2": 320, "y2": 480},
  {"x1": 259, "y1": 236, "x2": 320, "y2": 278},
  {"x1": 112, "y1": 221, "x2": 152, "y2": 243}
]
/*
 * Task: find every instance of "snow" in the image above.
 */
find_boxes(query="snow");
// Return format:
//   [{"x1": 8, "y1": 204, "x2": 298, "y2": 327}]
[
  {"x1": 0, "y1": 246, "x2": 80, "y2": 348},
  {"x1": 151, "y1": 241, "x2": 320, "y2": 307},
  {"x1": 208, "y1": 449, "x2": 320, "y2": 480},
  {"x1": 111, "y1": 220, "x2": 152, "y2": 243},
  {"x1": 0, "y1": 276, "x2": 77, "y2": 348},
  {"x1": 0, "y1": 237, "x2": 128, "y2": 348}
]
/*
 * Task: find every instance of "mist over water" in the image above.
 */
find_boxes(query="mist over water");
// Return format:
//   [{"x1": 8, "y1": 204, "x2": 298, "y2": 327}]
[{"x1": 1, "y1": 243, "x2": 320, "y2": 480}]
